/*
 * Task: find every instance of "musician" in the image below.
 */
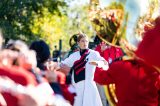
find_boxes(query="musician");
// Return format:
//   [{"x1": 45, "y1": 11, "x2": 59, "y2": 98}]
[
  {"x1": 93, "y1": 17, "x2": 160, "y2": 106},
  {"x1": 94, "y1": 41, "x2": 124, "y2": 106}
]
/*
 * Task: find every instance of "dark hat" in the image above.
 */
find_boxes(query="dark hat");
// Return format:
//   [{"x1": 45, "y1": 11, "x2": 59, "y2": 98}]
[{"x1": 30, "y1": 40, "x2": 50, "y2": 63}]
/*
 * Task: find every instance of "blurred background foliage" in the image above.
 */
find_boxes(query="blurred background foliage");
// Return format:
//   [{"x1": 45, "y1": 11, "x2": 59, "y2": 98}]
[
  {"x1": 0, "y1": 0, "x2": 94, "y2": 51},
  {"x1": 0, "y1": 0, "x2": 159, "y2": 51}
]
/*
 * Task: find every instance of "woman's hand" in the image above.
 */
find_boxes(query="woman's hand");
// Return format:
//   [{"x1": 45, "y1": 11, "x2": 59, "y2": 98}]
[
  {"x1": 45, "y1": 61, "x2": 60, "y2": 71},
  {"x1": 57, "y1": 63, "x2": 71, "y2": 75}
]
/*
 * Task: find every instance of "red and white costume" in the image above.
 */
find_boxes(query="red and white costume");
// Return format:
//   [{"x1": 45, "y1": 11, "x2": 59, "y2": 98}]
[{"x1": 61, "y1": 49, "x2": 106, "y2": 106}]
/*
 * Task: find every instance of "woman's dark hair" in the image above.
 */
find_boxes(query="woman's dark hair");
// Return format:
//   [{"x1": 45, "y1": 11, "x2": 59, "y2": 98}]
[{"x1": 69, "y1": 34, "x2": 78, "y2": 47}]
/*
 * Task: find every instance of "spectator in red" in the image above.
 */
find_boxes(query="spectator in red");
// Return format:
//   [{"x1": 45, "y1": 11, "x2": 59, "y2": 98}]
[
  {"x1": 95, "y1": 41, "x2": 124, "y2": 65},
  {"x1": 94, "y1": 41, "x2": 124, "y2": 106}
]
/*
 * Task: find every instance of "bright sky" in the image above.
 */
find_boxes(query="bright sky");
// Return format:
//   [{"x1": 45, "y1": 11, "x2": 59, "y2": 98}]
[
  {"x1": 125, "y1": 0, "x2": 149, "y2": 46},
  {"x1": 68, "y1": 0, "x2": 149, "y2": 16}
]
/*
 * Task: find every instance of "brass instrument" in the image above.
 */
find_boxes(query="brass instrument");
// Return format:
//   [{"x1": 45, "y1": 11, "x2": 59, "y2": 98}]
[{"x1": 89, "y1": 0, "x2": 126, "y2": 106}]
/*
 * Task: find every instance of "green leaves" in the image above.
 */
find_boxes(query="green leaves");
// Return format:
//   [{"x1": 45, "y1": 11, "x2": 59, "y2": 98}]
[
  {"x1": 0, "y1": 0, "x2": 67, "y2": 45},
  {"x1": 0, "y1": 0, "x2": 94, "y2": 51}
]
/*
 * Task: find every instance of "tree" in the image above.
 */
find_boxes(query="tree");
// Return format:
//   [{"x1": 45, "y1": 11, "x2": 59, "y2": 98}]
[
  {"x1": 0, "y1": 0, "x2": 95, "y2": 51},
  {"x1": 0, "y1": 0, "x2": 67, "y2": 46}
]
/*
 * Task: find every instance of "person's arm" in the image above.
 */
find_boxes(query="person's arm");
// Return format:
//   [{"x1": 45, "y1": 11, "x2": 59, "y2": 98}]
[
  {"x1": 58, "y1": 63, "x2": 71, "y2": 75},
  {"x1": 90, "y1": 51, "x2": 109, "y2": 70},
  {"x1": 92, "y1": 62, "x2": 120, "y2": 85},
  {"x1": 94, "y1": 69, "x2": 111, "y2": 85},
  {"x1": 58, "y1": 53, "x2": 77, "y2": 75}
]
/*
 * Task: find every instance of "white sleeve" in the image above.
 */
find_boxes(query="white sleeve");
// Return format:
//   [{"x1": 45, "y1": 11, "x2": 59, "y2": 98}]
[
  {"x1": 93, "y1": 50, "x2": 109, "y2": 70},
  {"x1": 96, "y1": 61, "x2": 109, "y2": 70},
  {"x1": 61, "y1": 53, "x2": 76, "y2": 67},
  {"x1": 94, "y1": 51, "x2": 105, "y2": 61}
]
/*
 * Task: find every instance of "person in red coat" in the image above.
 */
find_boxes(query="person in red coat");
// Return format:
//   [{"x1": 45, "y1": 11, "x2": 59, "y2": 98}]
[
  {"x1": 94, "y1": 42, "x2": 124, "y2": 106},
  {"x1": 94, "y1": 17, "x2": 160, "y2": 106},
  {"x1": 95, "y1": 42, "x2": 124, "y2": 65}
]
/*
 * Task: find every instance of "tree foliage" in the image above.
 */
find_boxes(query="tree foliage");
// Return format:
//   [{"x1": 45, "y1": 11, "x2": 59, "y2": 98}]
[
  {"x1": 0, "y1": 0, "x2": 95, "y2": 51},
  {"x1": 0, "y1": 0, "x2": 67, "y2": 45},
  {"x1": 66, "y1": 4, "x2": 94, "y2": 40}
]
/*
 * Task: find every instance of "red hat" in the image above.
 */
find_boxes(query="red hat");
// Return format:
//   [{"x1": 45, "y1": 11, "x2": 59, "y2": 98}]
[{"x1": 135, "y1": 17, "x2": 160, "y2": 68}]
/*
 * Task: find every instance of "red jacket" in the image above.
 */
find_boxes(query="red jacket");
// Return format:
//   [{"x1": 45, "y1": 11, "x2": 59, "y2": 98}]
[
  {"x1": 60, "y1": 84, "x2": 76, "y2": 105},
  {"x1": 94, "y1": 60, "x2": 160, "y2": 106},
  {"x1": 0, "y1": 65, "x2": 37, "y2": 106},
  {"x1": 95, "y1": 44, "x2": 124, "y2": 64}
]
